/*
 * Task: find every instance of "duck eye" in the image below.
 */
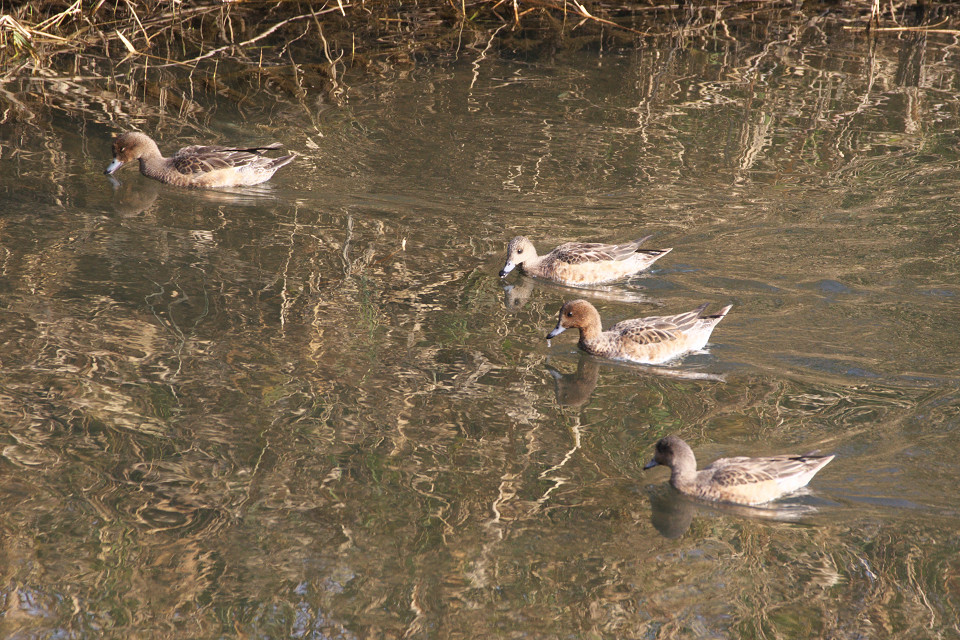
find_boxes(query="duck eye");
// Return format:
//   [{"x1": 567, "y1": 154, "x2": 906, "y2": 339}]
[
  {"x1": 566, "y1": 311, "x2": 573, "y2": 317},
  {"x1": 517, "y1": 248, "x2": 523, "y2": 254}
]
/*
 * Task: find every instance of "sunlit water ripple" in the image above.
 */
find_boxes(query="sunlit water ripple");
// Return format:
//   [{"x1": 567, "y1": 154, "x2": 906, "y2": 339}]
[{"x1": 1, "y1": 15, "x2": 960, "y2": 639}]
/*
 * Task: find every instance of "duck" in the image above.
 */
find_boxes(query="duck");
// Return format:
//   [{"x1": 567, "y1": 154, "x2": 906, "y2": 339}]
[
  {"x1": 643, "y1": 435, "x2": 835, "y2": 505},
  {"x1": 499, "y1": 235, "x2": 671, "y2": 286},
  {"x1": 104, "y1": 132, "x2": 294, "y2": 188},
  {"x1": 546, "y1": 299, "x2": 731, "y2": 364}
]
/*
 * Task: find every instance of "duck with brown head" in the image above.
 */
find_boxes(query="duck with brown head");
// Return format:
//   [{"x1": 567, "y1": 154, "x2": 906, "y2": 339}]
[
  {"x1": 105, "y1": 132, "x2": 295, "y2": 188},
  {"x1": 546, "y1": 299, "x2": 732, "y2": 365}
]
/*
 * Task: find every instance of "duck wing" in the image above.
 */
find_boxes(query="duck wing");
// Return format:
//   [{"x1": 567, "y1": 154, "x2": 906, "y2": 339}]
[
  {"x1": 610, "y1": 317, "x2": 682, "y2": 346},
  {"x1": 552, "y1": 235, "x2": 654, "y2": 264},
  {"x1": 707, "y1": 454, "x2": 829, "y2": 487},
  {"x1": 172, "y1": 144, "x2": 283, "y2": 175},
  {"x1": 708, "y1": 458, "x2": 779, "y2": 487},
  {"x1": 642, "y1": 303, "x2": 710, "y2": 331},
  {"x1": 610, "y1": 303, "x2": 711, "y2": 345}
]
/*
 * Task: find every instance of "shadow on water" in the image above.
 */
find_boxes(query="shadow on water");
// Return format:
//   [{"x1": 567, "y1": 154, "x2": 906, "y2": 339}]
[{"x1": 2, "y1": 3, "x2": 960, "y2": 638}]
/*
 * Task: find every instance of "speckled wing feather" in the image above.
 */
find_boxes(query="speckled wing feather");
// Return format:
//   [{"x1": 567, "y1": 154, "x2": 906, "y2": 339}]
[
  {"x1": 611, "y1": 303, "x2": 710, "y2": 346},
  {"x1": 708, "y1": 454, "x2": 823, "y2": 487},
  {"x1": 611, "y1": 319, "x2": 680, "y2": 346},
  {"x1": 551, "y1": 235, "x2": 654, "y2": 265},
  {"x1": 709, "y1": 462, "x2": 776, "y2": 488},
  {"x1": 171, "y1": 144, "x2": 282, "y2": 176},
  {"x1": 551, "y1": 243, "x2": 622, "y2": 265},
  {"x1": 650, "y1": 303, "x2": 711, "y2": 330}
]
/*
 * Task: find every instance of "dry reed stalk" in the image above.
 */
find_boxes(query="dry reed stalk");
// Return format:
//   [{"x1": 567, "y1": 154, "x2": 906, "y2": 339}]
[{"x1": 2, "y1": 0, "x2": 958, "y2": 79}]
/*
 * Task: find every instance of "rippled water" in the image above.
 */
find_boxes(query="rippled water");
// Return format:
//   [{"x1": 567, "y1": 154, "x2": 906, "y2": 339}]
[{"x1": 2, "y1": 15, "x2": 960, "y2": 639}]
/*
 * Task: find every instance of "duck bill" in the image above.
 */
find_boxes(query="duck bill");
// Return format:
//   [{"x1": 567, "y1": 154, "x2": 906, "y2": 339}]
[
  {"x1": 546, "y1": 324, "x2": 566, "y2": 339},
  {"x1": 104, "y1": 158, "x2": 124, "y2": 175},
  {"x1": 643, "y1": 459, "x2": 659, "y2": 470},
  {"x1": 498, "y1": 261, "x2": 516, "y2": 278}
]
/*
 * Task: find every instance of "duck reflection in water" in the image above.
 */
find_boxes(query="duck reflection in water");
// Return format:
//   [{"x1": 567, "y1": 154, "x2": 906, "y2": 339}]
[
  {"x1": 502, "y1": 280, "x2": 534, "y2": 314},
  {"x1": 501, "y1": 276, "x2": 654, "y2": 314},
  {"x1": 646, "y1": 485, "x2": 823, "y2": 539},
  {"x1": 108, "y1": 163, "x2": 285, "y2": 207},
  {"x1": 545, "y1": 355, "x2": 601, "y2": 408},
  {"x1": 545, "y1": 353, "x2": 726, "y2": 408},
  {"x1": 107, "y1": 174, "x2": 161, "y2": 218}
]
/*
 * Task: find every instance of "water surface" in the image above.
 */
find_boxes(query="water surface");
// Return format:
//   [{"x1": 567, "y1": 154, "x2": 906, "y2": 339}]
[{"x1": 2, "y1": 17, "x2": 960, "y2": 639}]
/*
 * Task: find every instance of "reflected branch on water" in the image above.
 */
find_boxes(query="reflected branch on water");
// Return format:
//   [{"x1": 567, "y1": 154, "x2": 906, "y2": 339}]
[{"x1": 3, "y1": 2, "x2": 960, "y2": 638}]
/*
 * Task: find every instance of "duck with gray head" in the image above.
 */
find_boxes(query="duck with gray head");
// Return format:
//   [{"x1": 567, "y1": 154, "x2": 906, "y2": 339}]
[
  {"x1": 643, "y1": 435, "x2": 834, "y2": 505},
  {"x1": 500, "y1": 235, "x2": 671, "y2": 286}
]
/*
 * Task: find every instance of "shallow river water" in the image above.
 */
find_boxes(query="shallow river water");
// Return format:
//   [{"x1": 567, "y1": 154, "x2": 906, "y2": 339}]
[{"x1": 1, "y1": 14, "x2": 960, "y2": 639}]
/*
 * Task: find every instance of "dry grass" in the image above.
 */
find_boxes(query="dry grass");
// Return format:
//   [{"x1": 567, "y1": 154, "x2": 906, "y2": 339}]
[
  {"x1": 4, "y1": 0, "x2": 958, "y2": 81},
  {"x1": 1, "y1": 0, "x2": 957, "y2": 128}
]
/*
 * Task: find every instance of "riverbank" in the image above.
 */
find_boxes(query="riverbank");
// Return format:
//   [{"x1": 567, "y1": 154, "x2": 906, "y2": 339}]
[
  {"x1": 3, "y1": 0, "x2": 958, "y2": 136},
  {"x1": 5, "y1": 0, "x2": 957, "y2": 82}
]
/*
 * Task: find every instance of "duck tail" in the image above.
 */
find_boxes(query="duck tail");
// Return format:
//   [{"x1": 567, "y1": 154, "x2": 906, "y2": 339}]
[
  {"x1": 222, "y1": 143, "x2": 286, "y2": 154},
  {"x1": 269, "y1": 154, "x2": 296, "y2": 170},
  {"x1": 637, "y1": 246, "x2": 672, "y2": 257},
  {"x1": 701, "y1": 304, "x2": 732, "y2": 320},
  {"x1": 252, "y1": 142, "x2": 285, "y2": 152},
  {"x1": 799, "y1": 452, "x2": 835, "y2": 464}
]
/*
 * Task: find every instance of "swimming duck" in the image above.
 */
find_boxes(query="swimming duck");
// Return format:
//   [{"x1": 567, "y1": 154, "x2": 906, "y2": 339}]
[
  {"x1": 499, "y1": 235, "x2": 671, "y2": 286},
  {"x1": 104, "y1": 132, "x2": 294, "y2": 188},
  {"x1": 546, "y1": 300, "x2": 731, "y2": 364},
  {"x1": 643, "y1": 435, "x2": 834, "y2": 505}
]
